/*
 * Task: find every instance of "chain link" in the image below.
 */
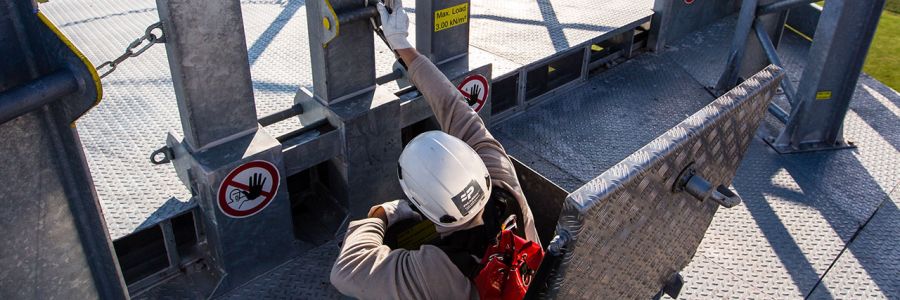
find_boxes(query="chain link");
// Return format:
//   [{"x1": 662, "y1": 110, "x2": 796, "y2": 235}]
[{"x1": 96, "y1": 22, "x2": 165, "y2": 79}]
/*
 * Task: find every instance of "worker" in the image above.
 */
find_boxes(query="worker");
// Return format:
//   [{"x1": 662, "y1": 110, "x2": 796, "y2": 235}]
[{"x1": 329, "y1": 0, "x2": 542, "y2": 299}]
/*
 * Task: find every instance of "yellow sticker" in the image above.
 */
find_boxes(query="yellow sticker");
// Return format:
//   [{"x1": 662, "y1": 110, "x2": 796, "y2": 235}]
[
  {"x1": 816, "y1": 91, "x2": 832, "y2": 100},
  {"x1": 434, "y1": 3, "x2": 469, "y2": 32}
]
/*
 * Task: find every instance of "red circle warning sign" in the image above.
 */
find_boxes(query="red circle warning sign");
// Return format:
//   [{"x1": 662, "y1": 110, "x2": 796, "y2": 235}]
[
  {"x1": 217, "y1": 160, "x2": 280, "y2": 218},
  {"x1": 458, "y1": 74, "x2": 489, "y2": 113}
]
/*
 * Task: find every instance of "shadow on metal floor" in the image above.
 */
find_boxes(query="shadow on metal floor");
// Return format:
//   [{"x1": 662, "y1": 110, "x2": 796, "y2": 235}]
[
  {"x1": 39, "y1": 0, "x2": 899, "y2": 297},
  {"x1": 498, "y1": 15, "x2": 899, "y2": 300},
  {"x1": 40, "y1": 0, "x2": 654, "y2": 241}
]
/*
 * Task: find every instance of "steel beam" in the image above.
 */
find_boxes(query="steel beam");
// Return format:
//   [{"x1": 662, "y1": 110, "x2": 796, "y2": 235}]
[
  {"x1": 715, "y1": 0, "x2": 760, "y2": 93},
  {"x1": 157, "y1": 0, "x2": 297, "y2": 296},
  {"x1": 306, "y1": 0, "x2": 405, "y2": 218},
  {"x1": 773, "y1": 0, "x2": 886, "y2": 152},
  {"x1": 754, "y1": 21, "x2": 797, "y2": 106},
  {"x1": 306, "y1": 0, "x2": 379, "y2": 104},
  {"x1": 157, "y1": 0, "x2": 259, "y2": 151},
  {"x1": 715, "y1": 0, "x2": 787, "y2": 95},
  {"x1": 758, "y1": 0, "x2": 818, "y2": 15},
  {"x1": 1, "y1": 1, "x2": 128, "y2": 298},
  {"x1": 649, "y1": 0, "x2": 741, "y2": 52},
  {"x1": 414, "y1": 0, "x2": 494, "y2": 125},
  {"x1": 416, "y1": 0, "x2": 470, "y2": 65}
]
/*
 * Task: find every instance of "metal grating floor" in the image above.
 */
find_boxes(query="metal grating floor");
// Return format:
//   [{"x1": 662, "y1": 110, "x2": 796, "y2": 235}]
[
  {"x1": 38, "y1": 1, "x2": 900, "y2": 298},
  {"x1": 495, "y1": 15, "x2": 900, "y2": 299},
  {"x1": 40, "y1": 0, "x2": 653, "y2": 240}
]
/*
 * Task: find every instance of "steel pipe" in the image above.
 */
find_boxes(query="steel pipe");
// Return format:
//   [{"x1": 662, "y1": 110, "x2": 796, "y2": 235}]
[
  {"x1": 714, "y1": 0, "x2": 759, "y2": 93},
  {"x1": 338, "y1": 6, "x2": 379, "y2": 24},
  {"x1": 758, "y1": 0, "x2": 818, "y2": 16},
  {"x1": 258, "y1": 103, "x2": 304, "y2": 126},
  {"x1": 0, "y1": 70, "x2": 79, "y2": 124},
  {"x1": 754, "y1": 21, "x2": 797, "y2": 106},
  {"x1": 768, "y1": 103, "x2": 791, "y2": 123}
]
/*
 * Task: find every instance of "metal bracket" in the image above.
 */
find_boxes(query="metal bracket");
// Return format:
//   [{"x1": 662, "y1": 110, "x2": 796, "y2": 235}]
[
  {"x1": 319, "y1": 0, "x2": 340, "y2": 47},
  {"x1": 674, "y1": 164, "x2": 742, "y2": 208},
  {"x1": 320, "y1": 0, "x2": 382, "y2": 47},
  {"x1": 150, "y1": 145, "x2": 174, "y2": 165}
]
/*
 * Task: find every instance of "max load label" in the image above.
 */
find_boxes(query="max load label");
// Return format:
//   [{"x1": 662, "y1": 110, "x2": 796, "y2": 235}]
[{"x1": 434, "y1": 3, "x2": 469, "y2": 32}]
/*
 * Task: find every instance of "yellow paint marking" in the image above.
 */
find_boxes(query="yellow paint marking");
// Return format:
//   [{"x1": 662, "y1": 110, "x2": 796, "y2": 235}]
[
  {"x1": 434, "y1": 3, "x2": 468, "y2": 32},
  {"x1": 785, "y1": 24, "x2": 814, "y2": 42},
  {"x1": 37, "y1": 11, "x2": 103, "y2": 127}
]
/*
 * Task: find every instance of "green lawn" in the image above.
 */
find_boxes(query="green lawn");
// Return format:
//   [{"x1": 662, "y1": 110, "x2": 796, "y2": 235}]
[
  {"x1": 816, "y1": 0, "x2": 900, "y2": 90},
  {"x1": 887, "y1": 0, "x2": 900, "y2": 14},
  {"x1": 866, "y1": 10, "x2": 900, "y2": 91}
]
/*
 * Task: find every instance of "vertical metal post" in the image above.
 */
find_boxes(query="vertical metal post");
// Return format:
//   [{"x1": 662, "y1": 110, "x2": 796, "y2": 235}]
[
  {"x1": 1, "y1": 1, "x2": 128, "y2": 298},
  {"x1": 157, "y1": 0, "x2": 258, "y2": 151},
  {"x1": 773, "y1": 0, "x2": 885, "y2": 152},
  {"x1": 715, "y1": 0, "x2": 787, "y2": 95},
  {"x1": 415, "y1": 0, "x2": 492, "y2": 125},
  {"x1": 649, "y1": 0, "x2": 743, "y2": 52},
  {"x1": 648, "y1": 0, "x2": 674, "y2": 51},
  {"x1": 306, "y1": 0, "x2": 378, "y2": 103},
  {"x1": 715, "y1": 0, "x2": 760, "y2": 93},
  {"x1": 306, "y1": 0, "x2": 404, "y2": 217},
  {"x1": 416, "y1": 0, "x2": 471, "y2": 65},
  {"x1": 158, "y1": 0, "x2": 296, "y2": 296}
]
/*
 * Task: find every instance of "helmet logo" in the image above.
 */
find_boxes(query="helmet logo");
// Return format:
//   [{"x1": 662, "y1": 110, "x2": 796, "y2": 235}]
[{"x1": 452, "y1": 179, "x2": 485, "y2": 217}]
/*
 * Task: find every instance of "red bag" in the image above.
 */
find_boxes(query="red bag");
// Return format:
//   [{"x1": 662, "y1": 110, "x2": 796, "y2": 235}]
[{"x1": 474, "y1": 216, "x2": 544, "y2": 300}]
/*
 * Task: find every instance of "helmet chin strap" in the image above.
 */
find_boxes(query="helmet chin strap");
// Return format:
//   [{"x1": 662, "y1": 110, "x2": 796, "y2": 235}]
[{"x1": 435, "y1": 208, "x2": 486, "y2": 237}]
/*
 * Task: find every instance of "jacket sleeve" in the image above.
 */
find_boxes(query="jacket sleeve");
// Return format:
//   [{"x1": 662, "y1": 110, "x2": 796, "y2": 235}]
[
  {"x1": 330, "y1": 218, "x2": 474, "y2": 299},
  {"x1": 406, "y1": 55, "x2": 541, "y2": 247}
]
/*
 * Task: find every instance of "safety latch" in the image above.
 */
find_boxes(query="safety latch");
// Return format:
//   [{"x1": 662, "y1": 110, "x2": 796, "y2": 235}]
[{"x1": 673, "y1": 164, "x2": 742, "y2": 208}]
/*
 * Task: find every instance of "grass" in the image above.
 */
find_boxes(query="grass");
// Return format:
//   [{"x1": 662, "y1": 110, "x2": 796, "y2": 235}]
[
  {"x1": 865, "y1": 10, "x2": 900, "y2": 91},
  {"x1": 887, "y1": 0, "x2": 900, "y2": 14},
  {"x1": 815, "y1": 0, "x2": 900, "y2": 90}
]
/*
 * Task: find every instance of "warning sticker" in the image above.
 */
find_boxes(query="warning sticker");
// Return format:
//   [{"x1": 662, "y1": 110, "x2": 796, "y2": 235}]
[
  {"x1": 816, "y1": 91, "x2": 832, "y2": 100},
  {"x1": 217, "y1": 160, "x2": 280, "y2": 218},
  {"x1": 458, "y1": 74, "x2": 489, "y2": 113},
  {"x1": 434, "y1": 3, "x2": 468, "y2": 32}
]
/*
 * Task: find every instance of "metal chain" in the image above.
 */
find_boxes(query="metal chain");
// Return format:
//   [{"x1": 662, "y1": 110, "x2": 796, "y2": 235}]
[{"x1": 96, "y1": 22, "x2": 166, "y2": 79}]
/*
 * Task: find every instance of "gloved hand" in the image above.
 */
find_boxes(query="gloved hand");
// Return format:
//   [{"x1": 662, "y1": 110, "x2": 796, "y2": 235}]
[
  {"x1": 377, "y1": 0, "x2": 413, "y2": 50},
  {"x1": 369, "y1": 199, "x2": 421, "y2": 226}
]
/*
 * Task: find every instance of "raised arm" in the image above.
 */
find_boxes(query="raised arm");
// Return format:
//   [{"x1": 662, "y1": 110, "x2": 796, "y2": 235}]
[{"x1": 380, "y1": 1, "x2": 541, "y2": 246}]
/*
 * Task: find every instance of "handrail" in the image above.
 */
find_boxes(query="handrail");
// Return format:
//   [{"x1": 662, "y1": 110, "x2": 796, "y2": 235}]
[{"x1": 0, "y1": 70, "x2": 79, "y2": 124}]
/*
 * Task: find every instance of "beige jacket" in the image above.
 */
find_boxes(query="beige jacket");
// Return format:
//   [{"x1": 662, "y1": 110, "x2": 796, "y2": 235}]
[{"x1": 330, "y1": 54, "x2": 541, "y2": 300}]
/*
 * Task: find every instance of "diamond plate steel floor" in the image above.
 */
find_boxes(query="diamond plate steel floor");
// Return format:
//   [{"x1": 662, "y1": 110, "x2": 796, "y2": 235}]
[
  {"x1": 38, "y1": 1, "x2": 900, "y2": 298},
  {"x1": 225, "y1": 16, "x2": 899, "y2": 299},
  {"x1": 39, "y1": 0, "x2": 652, "y2": 240},
  {"x1": 494, "y1": 15, "x2": 900, "y2": 300}
]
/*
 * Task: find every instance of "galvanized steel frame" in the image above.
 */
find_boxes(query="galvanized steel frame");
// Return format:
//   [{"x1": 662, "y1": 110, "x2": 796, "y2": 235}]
[
  {"x1": 772, "y1": 0, "x2": 886, "y2": 153},
  {"x1": 540, "y1": 65, "x2": 784, "y2": 298},
  {"x1": 0, "y1": 1, "x2": 128, "y2": 298},
  {"x1": 490, "y1": 15, "x2": 652, "y2": 124}
]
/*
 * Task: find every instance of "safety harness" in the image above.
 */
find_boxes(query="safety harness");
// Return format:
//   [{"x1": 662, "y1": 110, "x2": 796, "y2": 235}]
[{"x1": 434, "y1": 188, "x2": 544, "y2": 300}]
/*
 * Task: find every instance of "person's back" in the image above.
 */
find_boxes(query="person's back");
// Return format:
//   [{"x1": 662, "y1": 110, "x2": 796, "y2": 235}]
[{"x1": 329, "y1": 1, "x2": 541, "y2": 299}]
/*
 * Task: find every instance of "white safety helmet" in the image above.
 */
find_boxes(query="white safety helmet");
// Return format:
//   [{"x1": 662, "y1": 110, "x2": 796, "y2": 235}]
[{"x1": 398, "y1": 131, "x2": 492, "y2": 228}]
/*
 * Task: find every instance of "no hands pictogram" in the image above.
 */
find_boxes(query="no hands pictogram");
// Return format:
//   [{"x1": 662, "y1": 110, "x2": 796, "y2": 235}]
[
  {"x1": 217, "y1": 160, "x2": 280, "y2": 218},
  {"x1": 458, "y1": 74, "x2": 489, "y2": 113}
]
